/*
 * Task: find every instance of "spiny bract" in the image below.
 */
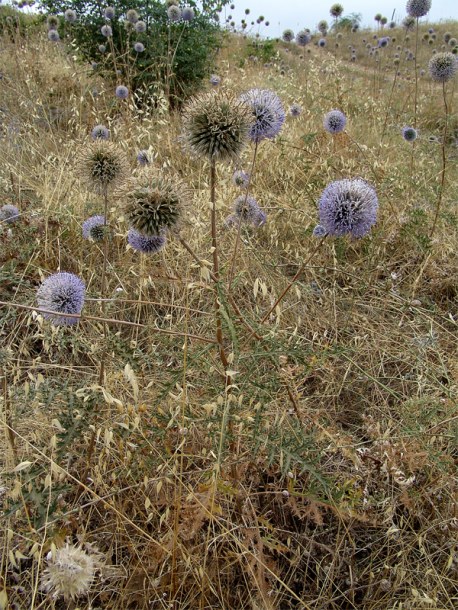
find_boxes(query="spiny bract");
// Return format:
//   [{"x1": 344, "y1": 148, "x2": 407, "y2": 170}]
[{"x1": 78, "y1": 142, "x2": 127, "y2": 193}]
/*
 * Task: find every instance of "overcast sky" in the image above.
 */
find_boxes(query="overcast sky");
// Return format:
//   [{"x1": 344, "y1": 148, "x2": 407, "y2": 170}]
[{"x1": 222, "y1": 1, "x2": 457, "y2": 38}]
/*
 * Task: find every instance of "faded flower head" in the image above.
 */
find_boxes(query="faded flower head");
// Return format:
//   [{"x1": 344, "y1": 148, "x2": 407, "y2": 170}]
[
  {"x1": 48, "y1": 30, "x2": 60, "y2": 42},
  {"x1": 128, "y1": 228, "x2": 166, "y2": 254},
  {"x1": 82, "y1": 215, "x2": 106, "y2": 241},
  {"x1": 101, "y1": 24, "x2": 112, "y2": 37},
  {"x1": 91, "y1": 124, "x2": 110, "y2": 141},
  {"x1": 289, "y1": 103, "x2": 302, "y2": 117},
  {"x1": 167, "y1": 5, "x2": 182, "y2": 22},
  {"x1": 78, "y1": 142, "x2": 127, "y2": 193},
  {"x1": 230, "y1": 195, "x2": 266, "y2": 227},
  {"x1": 0, "y1": 204, "x2": 20, "y2": 224},
  {"x1": 318, "y1": 178, "x2": 378, "y2": 238},
  {"x1": 296, "y1": 30, "x2": 311, "y2": 47},
  {"x1": 36, "y1": 273, "x2": 85, "y2": 326},
  {"x1": 64, "y1": 9, "x2": 77, "y2": 23},
  {"x1": 330, "y1": 3, "x2": 344, "y2": 18},
  {"x1": 135, "y1": 19, "x2": 146, "y2": 32},
  {"x1": 428, "y1": 52, "x2": 457, "y2": 82},
  {"x1": 41, "y1": 543, "x2": 97, "y2": 600},
  {"x1": 402, "y1": 15, "x2": 415, "y2": 30},
  {"x1": 406, "y1": 0, "x2": 431, "y2": 18},
  {"x1": 402, "y1": 126, "x2": 417, "y2": 142},
  {"x1": 232, "y1": 169, "x2": 250, "y2": 189},
  {"x1": 182, "y1": 7, "x2": 195, "y2": 21},
  {"x1": 182, "y1": 91, "x2": 251, "y2": 162},
  {"x1": 134, "y1": 41, "x2": 145, "y2": 53},
  {"x1": 115, "y1": 85, "x2": 129, "y2": 99},
  {"x1": 126, "y1": 9, "x2": 139, "y2": 23},
  {"x1": 282, "y1": 29, "x2": 294, "y2": 43},
  {"x1": 239, "y1": 88, "x2": 285, "y2": 143},
  {"x1": 323, "y1": 109, "x2": 347, "y2": 134},
  {"x1": 121, "y1": 169, "x2": 189, "y2": 235}
]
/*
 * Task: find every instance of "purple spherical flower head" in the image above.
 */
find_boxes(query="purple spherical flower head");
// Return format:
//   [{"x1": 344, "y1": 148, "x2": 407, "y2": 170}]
[
  {"x1": 402, "y1": 126, "x2": 417, "y2": 142},
  {"x1": 101, "y1": 24, "x2": 112, "y2": 37},
  {"x1": 36, "y1": 272, "x2": 85, "y2": 326},
  {"x1": 48, "y1": 30, "x2": 60, "y2": 42},
  {"x1": 135, "y1": 20, "x2": 146, "y2": 33},
  {"x1": 239, "y1": 89, "x2": 285, "y2": 143},
  {"x1": 318, "y1": 38, "x2": 326, "y2": 47},
  {"x1": 115, "y1": 85, "x2": 129, "y2": 99},
  {"x1": 82, "y1": 215, "x2": 106, "y2": 240},
  {"x1": 378, "y1": 37, "x2": 389, "y2": 48},
  {"x1": 318, "y1": 178, "x2": 378, "y2": 238},
  {"x1": 296, "y1": 30, "x2": 311, "y2": 47},
  {"x1": 182, "y1": 7, "x2": 195, "y2": 21},
  {"x1": 0, "y1": 204, "x2": 20, "y2": 224},
  {"x1": 428, "y1": 52, "x2": 457, "y2": 82},
  {"x1": 232, "y1": 195, "x2": 267, "y2": 227},
  {"x1": 209, "y1": 74, "x2": 221, "y2": 86},
  {"x1": 104, "y1": 6, "x2": 115, "y2": 20},
  {"x1": 313, "y1": 224, "x2": 327, "y2": 237},
  {"x1": 282, "y1": 29, "x2": 294, "y2": 43},
  {"x1": 167, "y1": 5, "x2": 182, "y2": 22},
  {"x1": 128, "y1": 228, "x2": 166, "y2": 254},
  {"x1": 323, "y1": 109, "x2": 347, "y2": 134},
  {"x1": 91, "y1": 124, "x2": 110, "y2": 140},
  {"x1": 136, "y1": 150, "x2": 150, "y2": 166},
  {"x1": 406, "y1": 0, "x2": 431, "y2": 18},
  {"x1": 289, "y1": 103, "x2": 302, "y2": 117},
  {"x1": 232, "y1": 170, "x2": 250, "y2": 189},
  {"x1": 134, "y1": 42, "x2": 145, "y2": 53}
]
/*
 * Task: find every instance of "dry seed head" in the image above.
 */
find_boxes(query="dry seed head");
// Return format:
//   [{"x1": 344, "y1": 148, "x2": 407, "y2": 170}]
[
  {"x1": 182, "y1": 91, "x2": 252, "y2": 162},
  {"x1": 41, "y1": 543, "x2": 99, "y2": 600},
  {"x1": 78, "y1": 142, "x2": 127, "y2": 193}
]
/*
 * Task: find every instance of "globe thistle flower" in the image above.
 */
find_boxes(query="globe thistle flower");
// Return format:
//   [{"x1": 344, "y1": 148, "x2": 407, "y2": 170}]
[
  {"x1": 296, "y1": 30, "x2": 311, "y2": 47},
  {"x1": 137, "y1": 150, "x2": 150, "y2": 166},
  {"x1": 48, "y1": 30, "x2": 60, "y2": 42},
  {"x1": 282, "y1": 29, "x2": 294, "y2": 43},
  {"x1": 406, "y1": 0, "x2": 431, "y2": 18},
  {"x1": 323, "y1": 109, "x2": 347, "y2": 134},
  {"x1": 289, "y1": 103, "x2": 302, "y2": 117},
  {"x1": 318, "y1": 178, "x2": 378, "y2": 238},
  {"x1": 115, "y1": 85, "x2": 129, "y2": 99},
  {"x1": 36, "y1": 273, "x2": 85, "y2": 326},
  {"x1": 402, "y1": 16, "x2": 415, "y2": 30},
  {"x1": 318, "y1": 38, "x2": 326, "y2": 47},
  {"x1": 78, "y1": 142, "x2": 127, "y2": 193},
  {"x1": 330, "y1": 4, "x2": 344, "y2": 18},
  {"x1": 182, "y1": 91, "x2": 251, "y2": 162},
  {"x1": 127, "y1": 228, "x2": 166, "y2": 254},
  {"x1": 98, "y1": 44, "x2": 106, "y2": 53},
  {"x1": 226, "y1": 196, "x2": 266, "y2": 228},
  {"x1": 41, "y1": 543, "x2": 97, "y2": 600},
  {"x1": 104, "y1": 6, "x2": 115, "y2": 20},
  {"x1": 313, "y1": 224, "x2": 327, "y2": 237},
  {"x1": 428, "y1": 52, "x2": 457, "y2": 82},
  {"x1": 91, "y1": 124, "x2": 110, "y2": 141},
  {"x1": 101, "y1": 24, "x2": 112, "y2": 37},
  {"x1": 318, "y1": 20, "x2": 328, "y2": 34},
  {"x1": 46, "y1": 15, "x2": 59, "y2": 30},
  {"x1": 0, "y1": 204, "x2": 20, "y2": 224},
  {"x1": 239, "y1": 88, "x2": 285, "y2": 144},
  {"x1": 209, "y1": 74, "x2": 221, "y2": 86},
  {"x1": 134, "y1": 42, "x2": 145, "y2": 53},
  {"x1": 135, "y1": 20, "x2": 146, "y2": 33},
  {"x1": 389, "y1": 21, "x2": 396, "y2": 28},
  {"x1": 82, "y1": 215, "x2": 106, "y2": 241},
  {"x1": 64, "y1": 9, "x2": 77, "y2": 23},
  {"x1": 182, "y1": 7, "x2": 195, "y2": 22},
  {"x1": 126, "y1": 9, "x2": 139, "y2": 24},
  {"x1": 449, "y1": 38, "x2": 457, "y2": 47},
  {"x1": 444, "y1": 32, "x2": 452, "y2": 43},
  {"x1": 402, "y1": 126, "x2": 418, "y2": 142},
  {"x1": 167, "y1": 5, "x2": 182, "y2": 22},
  {"x1": 232, "y1": 169, "x2": 250, "y2": 189},
  {"x1": 378, "y1": 37, "x2": 389, "y2": 47},
  {"x1": 120, "y1": 169, "x2": 189, "y2": 235}
]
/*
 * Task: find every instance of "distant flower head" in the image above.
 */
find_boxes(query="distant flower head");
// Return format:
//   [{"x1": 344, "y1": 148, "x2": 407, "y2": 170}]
[
  {"x1": 232, "y1": 169, "x2": 250, "y2": 189},
  {"x1": 296, "y1": 30, "x2": 311, "y2": 47},
  {"x1": 313, "y1": 224, "x2": 327, "y2": 237},
  {"x1": 239, "y1": 88, "x2": 285, "y2": 143},
  {"x1": 64, "y1": 9, "x2": 77, "y2": 23},
  {"x1": 48, "y1": 29, "x2": 60, "y2": 42},
  {"x1": 378, "y1": 36, "x2": 389, "y2": 47},
  {"x1": 126, "y1": 9, "x2": 139, "y2": 23},
  {"x1": 318, "y1": 19, "x2": 328, "y2": 33},
  {"x1": 402, "y1": 15, "x2": 415, "y2": 30},
  {"x1": 282, "y1": 29, "x2": 294, "y2": 43},
  {"x1": 389, "y1": 20, "x2": 396, "y2": 28},
  {"x1": 120, "y1": 169, "x2": 189, "y2": 235},
  {"x1": 78, "y1": 142, "x2": 127, "y2": 193},
  {"x1": 128, "y1": 228, "x2": 166, "y2": 254},
  {"x1": 444, "y1": 32, "x2": 452, "y2": 43},
  {"x1": 115, "y1": 85, "x2": 129, "y2": 99},
  {"x1": 227, "y1": 195, "x2": 266, "y2": 228},
  {"x1": 209, "y1": 74, "x2": 221, "y2": 86},
  {"x1": 98, "y1": 44, "x2": 106, "y2": 53},
  {"x1": 402, "y1": 126, "x2": 417, "y2": 142},
  {"x1": 318, "y1": 178, "x2": 378, "y2": 238},
  {"x1": 406, "y1": 0, "x2": 431, "y2": 18},
  {"x1": 135, "y1": 20, "x2": 146, "y2": 33},
  {"x1": 330, "y1": 4, "x2": 344, "y2": 18},
  {"x1": 289, "y1": 103, "x2": 302, "y2": 117},
  {"x1": 46, "y1": 15, "x2": 59, "y2": 30},
  {"x1": 91, "y1": 124, "x2": 110, "y2": 141},
  {"x1": 182, "y1": 7, "x2": 195, "y2": 21},
  {"x1": 167, "y1": 5, "x2": 182, "y2": 22},
  {"x1": 318, "y1": 38, "x2": 326, "y2": 47},
  {"x1": 101, "y1": 24, "x2": 112, "y2": 37},
  {"x1": 104, "y1": 6, "x2": 115, "y2": 20},
  {"x1": 82, "y1": 215, "x2": 106, "y2": 241},
  {"x1": 323, "y1": 109, "x2": 347, "y2": 134},
  {"x1": 428, "y1": 52, "x2": 457, "y2": 82},
  {"x1": 41, "y1": 543, "x2": 97, "y2": 599},
  {"x1": 0, "y1": 204, "x2": 20, "y2": 224},
  {"x1": 136, "y1": 150, "x2": 150, "y2": 166},
  {"x1": 36, "y1": 273, "x2": 85, "y2": 326},
  {"x1": 182, "y1": 91, "x2": 251, "y2": 162},
  {"x1": 134, "y1": 41, "x2": 145, "y2": 52}
]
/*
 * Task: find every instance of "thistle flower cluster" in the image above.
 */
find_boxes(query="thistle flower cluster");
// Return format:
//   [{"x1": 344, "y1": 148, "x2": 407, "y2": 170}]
[
  {"x1": 406, "y1": 0, "x2": 431, "y2": 18},
  {"x1": 239, "y1": 89, "x2": 285, "y2": 143},
  {"x1": 41, "y1": 543, "x2": 98, "y2": 600},
  {"x1": 36, "y1": 273, "x2": 85, "y2": 326},
  {"x1": 428, "y1": 52, "x2": 457, "y2": 82},
  {"x1": 182, "y1": 91, "x2": 251, "y2": 162},
  {"x1": 78, "y1": 142, "x2": 127, "y2": 193},
  {"x1": 82, "y1": 215, "x2": 106, "y2": 241},
  {"x1": 323, "y1": 109, "x2": 347, "y2": 134},
  {"x1": 402, "y1": 126, "x2": 418, "y2": 142},
  {"x1": 91, "y1": 124, "x2": 110, "y2": 141},
  {"x1": 318, "y1": 178, "x2": 378, "y2": 238},
  {"x1": 127, "y1": 228, "x2": 166, "y2": 254},
  {"x1": 0, "y1": 204, "x2": 20, "y2": 224},
  {"x1": 226, "y1": 195, "x2": 266, "y2": 228}
]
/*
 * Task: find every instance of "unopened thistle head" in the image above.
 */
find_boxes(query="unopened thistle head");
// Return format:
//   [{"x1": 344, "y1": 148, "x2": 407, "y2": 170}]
[
  {"x1": 46, "y1": 15, "x2": 59, "y2": 30},
  {"x1": 126, "y1": 9, "x2": 139, "y2": 23},
  {"x1": 78, "y1": 142, "x2": 127, "y2": 193},
  {"x1": 323, "y1": 109, "x2": 347, "y2": 134},
  {"x1": 121, "y1": 169, "x2": 189, "y2": 235},
  {"x1": 182, "y1": 91, "x2": 251, "y2": 162},
  {"x1": 104, "y1": 6, "x2": 115, "y2": 20},
  {"x1": 128, "y1": 228, "x2": 166, "y2": 254},
  {"x1": 318, "y1": 19, "x2": 328, "y2": 33},
  {"x1": 115, "y1": 85, "x2": 129, "y2": 99},
  {"x1": 0, "y1": 204, "x2": 20, "y2": 224},
  {"x1": 36, "y1": 273, "x2": 85, "y2": 326},
  {"x1": 232, "y1": 169, "x2": 250, "y2": 189},
  {"x1": 41, "y1": 543, "x2": 97, "y2": 600},
  {"x1": 48, "y1": 30, "x2": 60, "y2": 42},
  {"x1": 296, "y1": 30, "x2": 311, "y2": 47},
  {"x1": 330, "y1": 4, "x2": 344, "y2": 18},
  {"x1": 282, "y1": 29, "x2": 294, "y2": 43},
  {"x1": 134, "y1": 41, "x2": 145, "y2": 52},
  {"x1": 182, "y1": 7, "x2": 195, "y2": 21},
  {"x1": 239, "y1": 88, "x2": 285, "y2": 143},
  {"x1": 428, "y1": 52, "x2": 457, "y2": 82},
  {"x1": 406, "y1": 0, "x2": 431, "y2": 18},
  {"x1": 402, "y1": 126, "x2": 418, "y2": 142},
  {"x1": 64, "y1": 9, "x2": 77, "y2": 23},
  {"x1": 167, "y1": 5, "x2": 182, "y2": 22},
  {"x1": 135, "y1": 20, "x2": 146, "y2": 32},
  {"x1": 91, "y1": 124, "x2": 110, "y2": 140},
  {"x1": 82, "y1": 215, "x2": 106, "y2": 241},
  {"x1": 318, "y1": 178, "x2": 378, "y2": 238},
  {"x1": 101, "y1": 24, "x2": 112, "y2": 37}
]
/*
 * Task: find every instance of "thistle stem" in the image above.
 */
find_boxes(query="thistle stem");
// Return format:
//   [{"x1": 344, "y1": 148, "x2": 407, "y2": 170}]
[
  {"x1": 430, "y1": 82, "x2": 449, "y2": 238},
  {"x1": 98, "y1": 186, "x2": 109, "y2": 385}
]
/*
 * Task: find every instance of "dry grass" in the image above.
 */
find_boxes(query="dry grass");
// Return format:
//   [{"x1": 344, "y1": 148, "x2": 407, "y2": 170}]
[{"x1": 0, "y1": 16, "x2": 457, "y2": 610}]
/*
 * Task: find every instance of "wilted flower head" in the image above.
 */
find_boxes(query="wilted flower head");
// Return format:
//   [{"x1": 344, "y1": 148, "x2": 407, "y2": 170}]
[
  {"x1": 209, "y1": 74, "x2": 221, "y2": 86},
  {"x1": 182, "y1": 7, "x2": 195, "y2": 21},
  {"x1": 137, "y1": 150, "x2": 150, "y2": 166},
  {"x1": 330, "y1": 3, "x2": 344, "y2": 18},
  {"x1": 239, "y1": 88, "x2": 285, "y2": 143},
  {"x1": 406, "y1": 0, "x2": 431, "y2": 18},
  {"x1": 167, "y1": 5, "x2": 182, "y2": 21},
  {"x1": 64, "y1": 9, "x2": 77, "y2": 23},
  {"x1": 182, "y1": 91, "x2": 251, "y2": 162},
  {"x1": 82, "y1": 215, "x2": 106, "y2": 241},
  {"x1": 121, "y1": 169, "x2": 189, "y2": 235},
  {"x1": 126, "y1": 9, "x2": 139, "y2": 23},
  {"x1": 428, "y1": 52, "x2": 457, "y2": 82},
  {"x1": 36, "y1": 273, "x2": 85, "y2": 326},
  {"x1": 46, "y1": 15, "x2": 59, "y2": 30},
  {"x1": 101, "y1": 24, "x2": 112, "y2": 37},
  {"x1": 134, "y1": 41, "x2": 145, "y2": 52},
  {"x1": 48, "y1": 30, "x2": 60, "y2": 42},
  {"x1": 296, "y1": 30, "x2": 311, "y2": 46},
  {"x1": 289, "y1": 103, "x2": 302, "y2": 117},
  {"x1": 323, "y1": 109, "x2": 347, "y2": 134},
  {"x1": 128, "y1": 228, "x2": 166, "y2": 254},
  {"x1": 232, "y1": 169, "x2": 250, "y2": 189},
  {"x1": 91, "y1": 124, "x2": 110, "y2": 141},
  {"x1": 318, "y1": 19, "x2": 328, "y2": 33},
  {"x1": 115, "y1": 85, "x2": 129, "y2": 99},
  {"x1": 78, "y1": 142, "x2": 127, "y2": 193},
  {"x1": 0, "y1": 204, "x2": 20, "y2": 224},
  {"x1": 402, "y1": 126, "x2": 417, "y2": 142},
  {"x1": 104, "y1": 6, "x2": 115, "y2": 20},
  {"x1": 282, "y1": 29, "x2": 294, "y2": 43},
  {"x1": 135, "y1": 19, "x2": 146, "y2": 32},
  {"x1": 318, "y1": 178, "x2": 378, "y2": 238},
  {"x1": 41, "y1": 543, "x2": 97, "y2": 600}
]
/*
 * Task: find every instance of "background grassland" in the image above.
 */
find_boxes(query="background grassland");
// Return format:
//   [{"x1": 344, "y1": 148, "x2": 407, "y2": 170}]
[{"x1": 0, "y1": 11, "x2": 457, "y2": 610}]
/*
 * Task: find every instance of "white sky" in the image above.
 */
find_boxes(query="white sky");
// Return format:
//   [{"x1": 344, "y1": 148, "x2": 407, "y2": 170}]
[{"x1": 223, "y1": 1, "x2": 457, "y2": 37}]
